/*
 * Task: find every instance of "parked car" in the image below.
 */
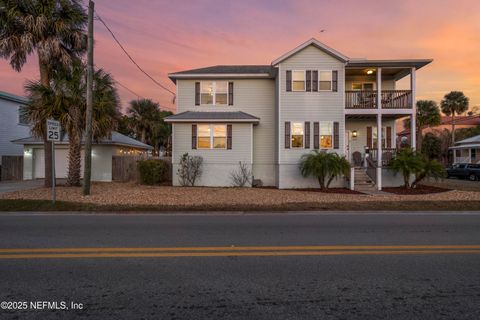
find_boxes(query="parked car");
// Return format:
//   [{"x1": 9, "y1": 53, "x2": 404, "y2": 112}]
[{"x1": 446, "y1": 163, "x2": 480, "y2": 181}]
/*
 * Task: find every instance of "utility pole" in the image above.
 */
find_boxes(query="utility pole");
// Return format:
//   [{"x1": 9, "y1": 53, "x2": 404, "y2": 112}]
[{"x1": 83, "y1": 0, "x2": 94, "y2": 195}]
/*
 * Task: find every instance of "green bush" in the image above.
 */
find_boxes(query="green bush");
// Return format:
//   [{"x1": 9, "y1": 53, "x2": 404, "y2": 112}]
[{"x1": 137, "y1": 159, "x2": 169, "y2": 185}]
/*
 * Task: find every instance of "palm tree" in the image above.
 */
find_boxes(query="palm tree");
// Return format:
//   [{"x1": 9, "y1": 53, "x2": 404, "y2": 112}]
[
  {"x1": 389, "y1": 148, "x2": 423, "y2": 188},
  {"x1": 411, "y1": 156, "x2": 446, "y2": 188},
  {"x1": 299, "y1": 151, "x2": 350, "y2": 190},
  {"x1": 440, "y1": 91, "x2": 469, "y2": 145},
  {"x1": 0, "y1": 0, "x2": 87, "y2": 187},
  {"x1": 24, "y1": 62, "x2": 119, "y2": 186}
]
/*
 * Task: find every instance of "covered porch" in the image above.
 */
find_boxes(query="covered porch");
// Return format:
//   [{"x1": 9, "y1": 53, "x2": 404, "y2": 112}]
[{"x1": 449, "y1": 134, "x2": 480, "y2": 164}]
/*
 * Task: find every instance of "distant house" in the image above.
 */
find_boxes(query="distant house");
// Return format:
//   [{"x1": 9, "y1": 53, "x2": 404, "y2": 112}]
[
  {"x1": 0, "y1": 91, "x2": 30, "y2": 164},
  {"x1": 450, "y1": 134, "x2": 480, "y2": 164},
  {"x1": 397, "y1": 115, "x2": 480, "y2": 145},
  {"x1": 13, "y1": 131, "x2": 153, "y2": 181}
]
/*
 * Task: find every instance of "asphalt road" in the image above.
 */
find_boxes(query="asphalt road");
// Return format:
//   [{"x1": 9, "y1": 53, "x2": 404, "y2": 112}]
[{"x1": 0, "y1": 212, "x2": 480, "y2": 319}]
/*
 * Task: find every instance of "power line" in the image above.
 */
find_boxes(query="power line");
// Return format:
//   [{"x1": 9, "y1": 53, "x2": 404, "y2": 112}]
[{"x1": 94, "y1": 12, "x2": 176, "y2": 101}]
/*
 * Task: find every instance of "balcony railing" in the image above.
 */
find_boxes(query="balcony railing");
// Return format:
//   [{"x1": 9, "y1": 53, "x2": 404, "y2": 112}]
[{"x1": 345, "y1": 90, "x2": 412, "y2": 109}]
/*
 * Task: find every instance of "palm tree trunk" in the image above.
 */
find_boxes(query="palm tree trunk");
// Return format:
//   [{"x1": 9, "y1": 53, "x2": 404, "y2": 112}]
[
  {"x1": 451, "y1": 112, "x2": 456, "y2": 145},
  {"x1": 39, "y1": 59, "x2": 53, "y2": 188},
  {"x1": 67, "y1": 127, "x2": 82, "y2": 186}
]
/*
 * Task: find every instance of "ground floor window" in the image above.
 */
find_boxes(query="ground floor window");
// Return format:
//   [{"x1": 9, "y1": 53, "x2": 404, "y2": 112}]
[
  {"x1": 320, "y1": 121, "x2": 333, "y2": 149},
  {"x1": 372, "y1": 127, "x2": 386, "y2": 149},
  {"x1": 197, "y1": 124, "x2": 227, "y2": 149},
  {"x1": 291, "y1": 122, "x2": 304, "y2": 148}
]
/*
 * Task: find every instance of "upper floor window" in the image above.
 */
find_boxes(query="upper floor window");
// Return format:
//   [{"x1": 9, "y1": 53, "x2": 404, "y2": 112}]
[
  {"x1": 291, "y1": 122, "x2": 304, "y2": 148},
  {"x1": 319, "y1": 71, "x2": 333, "y2": 91},
  {"x1": 292, "y1": 71, "x2": 306, "y2": 91},
  {"x1": 200, "y1": 81, "x2": 228, "y2": 105},
  {"x1": 352, "y1": 82, "x2": 374, "y2": 90},
  {"x1": 320, "y1": 121, "x2": 333, "y2": 148},
  {"x1": 18, "y1": 105, "x2": 29, "y2": 125},
  {"x1": 197, "y1": 124, "x2": 227, "y2": 149}
]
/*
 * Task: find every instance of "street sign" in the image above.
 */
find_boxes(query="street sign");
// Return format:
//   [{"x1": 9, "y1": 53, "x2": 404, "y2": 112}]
[{"x1": 46, "y1": 119, "x2": 60, "y2": 142}]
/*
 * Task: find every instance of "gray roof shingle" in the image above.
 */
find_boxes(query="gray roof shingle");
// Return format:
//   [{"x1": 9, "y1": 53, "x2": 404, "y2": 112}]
[
  {"x1": 12, "y1": 131, "x2": 153, "y2": 149},
  {"x1": 164, "y1": 111, "x2": 260, "y2": 123}
]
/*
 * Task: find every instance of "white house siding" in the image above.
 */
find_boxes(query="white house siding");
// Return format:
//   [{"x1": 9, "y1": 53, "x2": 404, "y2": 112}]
[
  {"x1": 0, "y1": 99, "x2": 30, "y2": 164},
  {"x1": 278, "y1": 45, "x2": 346, "y2": 188},
  {"x1": 172, "y1": 122, "x2": 253, "y2": 186},
  {"x1": 175, "y1": 79, "x2": 276, "y2": 186},
  {"x1": 345, "y1": 119, "x2": 396, "y2": 156},
  {"x1": 344, "y1": 76, "x2": 396, "y2": 90},
  {"x1": 25, "y1": 144, "x2": 114, "y2": 182}
]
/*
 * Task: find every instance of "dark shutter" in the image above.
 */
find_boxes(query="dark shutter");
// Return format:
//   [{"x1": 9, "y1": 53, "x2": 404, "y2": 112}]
[
  {"x1": 312, "y1": 70, "x2": 318, "y2": 92},
  {"x1": 195, "y1": 82, "x2": 200, "y2": 105},
  {"x1": 313, "y1": 122, "x2": 319, "y2": 149},
  {"x1": 228, "y1": 82, "x2": 234, "y2": 106},
  {"x1": 333, "y1": 121, "x2": 339, "y2": 149},
  {"x1": 285, "y1": 122, "x2": 291, "y2": 149},
  {"x1": 286, "y1": 70, "x2": 292, "y2": 92},
  {"x1": 332, "y1": 70, "x2": 338, "y2": 92},
  {"x1": 386, "y1": 126, "x2": 392, "y2": 148},
  {"x1": 305, "y1": 121, "x2": 310, "y2": 148},
  {"x1": 306, "y1": 70, "x2": 311, "y2": 92},
  {"x1": 366, "y1": 126, "x2": 372, "y2": 149},
  {"x1": 192, "y1": 124, "x2": 197, "y2": 149},
  {"x1": 227, "y1": 124, "x2": 232, "y2": 149}
]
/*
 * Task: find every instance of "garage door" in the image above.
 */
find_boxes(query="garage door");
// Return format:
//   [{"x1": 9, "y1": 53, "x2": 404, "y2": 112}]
[{"x1": 33, "y1": 148, "x2": 71, "y2": 179}]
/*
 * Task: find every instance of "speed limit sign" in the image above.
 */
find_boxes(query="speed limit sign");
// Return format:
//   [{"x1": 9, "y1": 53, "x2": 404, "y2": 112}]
[{"x1": 46, "y1": 119, "x2": 60, "y2": 142}]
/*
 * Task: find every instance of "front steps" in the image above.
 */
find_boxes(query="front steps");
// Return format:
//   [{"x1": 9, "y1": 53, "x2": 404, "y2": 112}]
[{"x1": 353, "y1": 167, "x2": 376, "y2": 193}]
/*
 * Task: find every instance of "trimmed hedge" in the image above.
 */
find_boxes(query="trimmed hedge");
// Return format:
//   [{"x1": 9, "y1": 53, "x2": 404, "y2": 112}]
[{"x1": 137, "y1": 159, "x2": 169, "y2": 185}]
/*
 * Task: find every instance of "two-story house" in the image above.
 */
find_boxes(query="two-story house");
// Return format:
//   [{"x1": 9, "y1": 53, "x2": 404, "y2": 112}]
[{"x1": 165, "y1": 38, "x2": 432, "y2": 190}]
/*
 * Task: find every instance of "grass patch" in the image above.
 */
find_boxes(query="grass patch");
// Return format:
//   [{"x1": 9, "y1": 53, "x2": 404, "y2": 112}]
[{"x1": 1, "y1": 199, "x2": 479, "y2": 212}]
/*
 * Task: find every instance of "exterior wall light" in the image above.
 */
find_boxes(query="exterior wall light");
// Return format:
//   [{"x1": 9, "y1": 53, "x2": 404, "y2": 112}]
[{"x1": 352, "y1": 130, "x2": 358, "y2": 138}]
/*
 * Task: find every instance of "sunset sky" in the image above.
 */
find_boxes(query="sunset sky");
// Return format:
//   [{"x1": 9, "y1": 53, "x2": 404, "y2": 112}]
[{"x1": 1, "y1": 0, "x2": 479, "y2": 113}]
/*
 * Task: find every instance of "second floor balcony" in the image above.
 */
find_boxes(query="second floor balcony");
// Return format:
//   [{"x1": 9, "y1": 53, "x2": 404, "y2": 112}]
[{"x1": 345, "y1": 90, "x2": 412, "y2": 109}]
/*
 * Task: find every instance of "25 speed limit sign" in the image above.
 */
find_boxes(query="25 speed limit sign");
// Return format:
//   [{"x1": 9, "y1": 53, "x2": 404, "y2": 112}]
[{"x1": 46, "y1": 119, "x2": 61, "y2": 142}]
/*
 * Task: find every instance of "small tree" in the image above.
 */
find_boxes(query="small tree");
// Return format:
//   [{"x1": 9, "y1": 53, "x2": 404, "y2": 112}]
[
  {"x1": 421, "y1": 133, "x2": 442, "y2": 160},
  {"x1": 404, "y1": 100, "x2": 441, "y2": 151},
  {"x1": 299, "y1": 151, "x2": 350, "y2": 190},
  {"x1": 411, "y1": 157, "x2": 446, "y2": 188},
  {"x1": 177, "y1": 153, "x2": 203, "y2": 186},
  {"x1": 389, "y1": 148, "x2": 423, "y2": 188},
  {"x1": 440, "y1": 91, "x2": 469, "y2": 144},
  {"x1": 230, "y1": 162, "x2": 253, "y2": 187}
]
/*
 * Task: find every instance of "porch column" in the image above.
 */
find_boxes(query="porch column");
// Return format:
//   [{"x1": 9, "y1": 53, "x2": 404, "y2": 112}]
[
  {"x1": 376, "y1": 68, "x2": 382, "y2": 190},
  {"x1": 410, "y1": 67, "x2": 417, "y2": 150}
]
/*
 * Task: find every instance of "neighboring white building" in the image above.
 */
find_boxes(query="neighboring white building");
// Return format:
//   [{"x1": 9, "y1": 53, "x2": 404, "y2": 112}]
[
  {"x1": 0, "y1": 91, "x2": 30, "y2": 164},
  {"x1": 450, "y1": 135, "x2": 480, "y2": 164},
  {"x1": 166, "y1": 38, "x2": 432, "y2": 190},
  {"x1": 14, "y1": 131, "x2": 152, "y2": 182}
]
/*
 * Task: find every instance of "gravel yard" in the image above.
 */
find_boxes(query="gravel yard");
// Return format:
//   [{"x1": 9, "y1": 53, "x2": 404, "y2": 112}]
[{"x1": 1, "y1": 182, "x2": 479, "y2": 209}]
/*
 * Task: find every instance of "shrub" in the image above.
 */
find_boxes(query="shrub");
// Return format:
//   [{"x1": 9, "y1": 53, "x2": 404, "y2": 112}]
[
  {"x1": 177, "y1": 153, "x2": 203, "y2": 186},
  {"x1": 390, "y1": 148, "x2": 446, "y2": 188},
  {"x1": 137, "y1": 159, "x2": 169, "y2": 185},
  {"x1": 421, "y1": 133, "x2": 442, "y2": 160},
  {"x1": 230, "y1": 161, "x2": 253, "y2": 187},
  {"x1": 298, "y1": 151, "x2": 350, "y2": 190}
]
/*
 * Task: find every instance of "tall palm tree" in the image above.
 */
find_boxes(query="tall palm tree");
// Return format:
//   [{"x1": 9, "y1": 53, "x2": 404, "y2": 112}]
[
  {"x1": 25, "y1": 62, "x2": 120, "y2": 186},
  {"x1": 0, "y1": 0, "x2": 87, "y2": 187},
  {"x1": 440, "y1": 91, "x2": 469, "y2": 145}
]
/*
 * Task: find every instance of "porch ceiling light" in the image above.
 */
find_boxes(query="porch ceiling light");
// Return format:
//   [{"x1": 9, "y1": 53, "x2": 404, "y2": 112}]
[{"x1": 366, "y1": 69, "x2": 374, "y2": 75}]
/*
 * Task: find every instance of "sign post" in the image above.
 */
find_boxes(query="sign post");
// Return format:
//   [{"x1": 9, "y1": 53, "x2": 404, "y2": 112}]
[{"x1": 46, "y1": 119, "x2": 60, "y2": 204}]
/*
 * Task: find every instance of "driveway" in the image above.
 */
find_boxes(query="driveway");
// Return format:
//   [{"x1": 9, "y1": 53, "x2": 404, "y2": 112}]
[{"x1": 0, "y1": 179, "x2": 44, "y2": 194}]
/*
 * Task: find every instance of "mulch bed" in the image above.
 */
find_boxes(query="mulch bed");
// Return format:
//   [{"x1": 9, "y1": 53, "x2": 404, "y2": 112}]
[
  {"x1": 290, "y1": 188, "x2": 363, "y2": 194},
  {"x1": 383, "y1": 185, "x2": 451, "y2": 195}
]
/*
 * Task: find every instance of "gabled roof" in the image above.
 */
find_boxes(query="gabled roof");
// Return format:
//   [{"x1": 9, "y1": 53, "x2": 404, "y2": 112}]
[
  {"x1": 13, "y1": 131, "x2": 153, "y2": 150},
  {"x1": 0, "y1": 91, "x2": 28, "y2": 104},
  {"x1": 271, "y1": 38, "x2": 349, "y2": 66},
  {"x1": 164, "y1": 111, "x2": 260, "y2": 123},
  {"x1": 455, "y1": 134, "x2": 480, "y2": 145},
  {"x1": 168, "y1": 65, "x2": 275, "y2": 83}
]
